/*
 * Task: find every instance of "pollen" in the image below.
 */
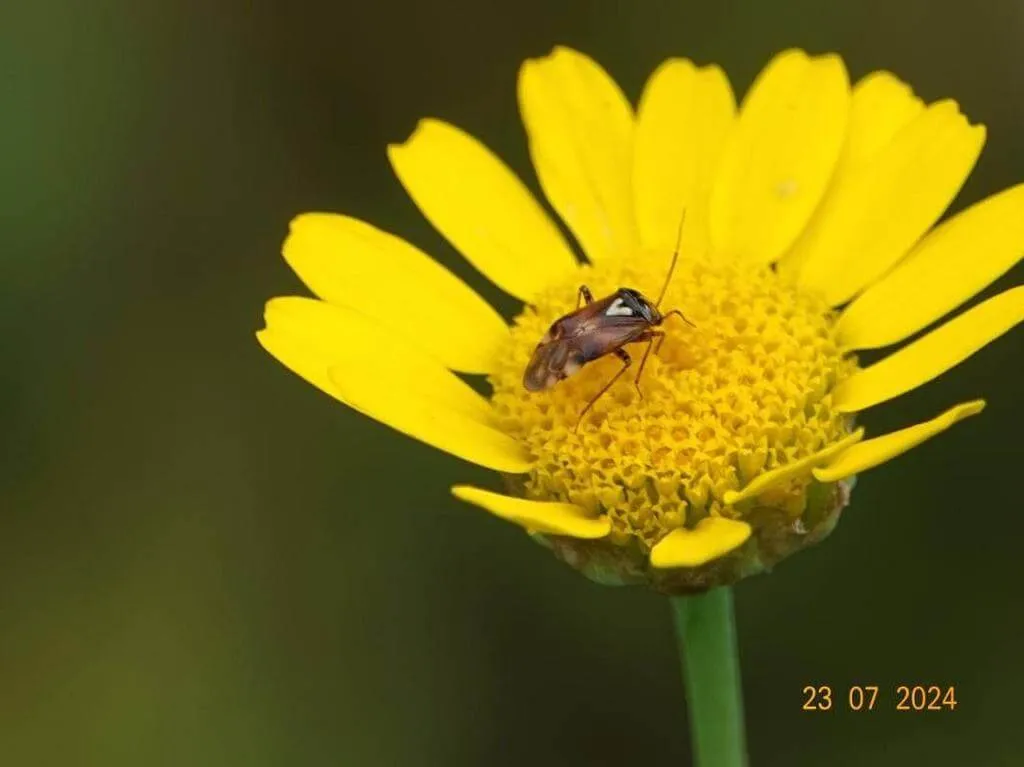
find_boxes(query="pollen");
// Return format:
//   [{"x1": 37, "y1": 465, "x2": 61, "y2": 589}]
[{"x1": 488, "y1": 249, "x2": 859, "y2": 578}]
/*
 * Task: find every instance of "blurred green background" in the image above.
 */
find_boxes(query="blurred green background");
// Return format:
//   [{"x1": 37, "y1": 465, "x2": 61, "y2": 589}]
[{"x1": 3, "y1": 0, "x2": 1022, "y2": 764}]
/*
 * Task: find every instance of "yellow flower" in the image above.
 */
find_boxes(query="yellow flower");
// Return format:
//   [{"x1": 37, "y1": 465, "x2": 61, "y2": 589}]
[{"x1": 257, "y1": 48, "x2": 1024, "y2": 593}]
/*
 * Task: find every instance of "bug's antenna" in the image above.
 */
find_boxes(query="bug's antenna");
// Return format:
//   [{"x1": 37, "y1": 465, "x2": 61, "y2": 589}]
[{"x1": 654, "y1": 209, "x2": 686, "y2": 309}]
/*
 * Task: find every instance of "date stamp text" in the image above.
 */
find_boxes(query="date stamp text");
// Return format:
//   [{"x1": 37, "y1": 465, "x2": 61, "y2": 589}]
[{"x1": 802, "y1": 685, "x2": 957, "y2": 711}]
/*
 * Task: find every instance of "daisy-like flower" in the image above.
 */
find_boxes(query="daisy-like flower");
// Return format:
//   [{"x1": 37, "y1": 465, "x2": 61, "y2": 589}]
[{"x1": 258, "y1": 48, "x2": 1023, "y2": 594}]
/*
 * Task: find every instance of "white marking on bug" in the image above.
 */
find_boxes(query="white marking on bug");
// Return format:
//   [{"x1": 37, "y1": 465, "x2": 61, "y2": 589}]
[{"x1": 605, "y1": 298, "x2": 634, "y2": 317}]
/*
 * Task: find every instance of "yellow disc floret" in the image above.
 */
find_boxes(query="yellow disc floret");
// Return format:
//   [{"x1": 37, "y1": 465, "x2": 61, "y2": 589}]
[{"x1": 488, "y1": 249, "x2": 859, "y2": 588}]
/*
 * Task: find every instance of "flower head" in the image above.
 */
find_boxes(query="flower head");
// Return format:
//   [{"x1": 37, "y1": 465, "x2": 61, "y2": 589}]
[{"x1": 258, "y1": 48, "x2": 1023, "y2": 593}]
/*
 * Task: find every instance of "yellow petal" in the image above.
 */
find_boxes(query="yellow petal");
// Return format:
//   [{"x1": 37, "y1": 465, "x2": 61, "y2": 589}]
[
  {"x1": 633, "y1": 59, "x2": 736, "y2": 255},
  {"x1": 838, "y1": 184, "x2": 1024, "y2": 349},
  {"x1": 518, "y1": 46, "x2": 638, "y2": 263},
  {"x1": 263, "y1": 296, "x2": 488, "y2": 421},
  {"x1": 451, "y1": 486, "x2": 611, "y2": 539},
  {"x1": 708, "y1": 49, "x2": 850, "y2": 265},
  {"x1": 649, "y1": 518, "x2": 752, "y2": 569},
  {"x1": 841, "y1": 71, "x2": 925, "y2": 169},
  {"x1": 258, "y1": 298, "x2": 531, "y2": 473},
  {"x1": 283, "y1": 213, "x2": 509, "y2": 373},
  {"x1": 812, "y1": 400, "x2": 985, "y2": 483},
  {"x1": 387, "y1": 119, "x2": 578, "y2": 302},
  {"x1": 777, "y1": 71, "x2": 924, "y2": 279},
  {"x1": 794, "y1": 100, "x2": 985, "y2": 305},
  {"x1": 257, "y1": 327, "x2": 373, "y2": 416},
  {"x1": 834, "y1": 287, "x2": 1024, "y2": 413},
  {"x1": 723, "y1": 429, "x2": 865, "y2": 505},
  {"x1": 327, "y1": 367, "x2": 531, "y2": 474}
]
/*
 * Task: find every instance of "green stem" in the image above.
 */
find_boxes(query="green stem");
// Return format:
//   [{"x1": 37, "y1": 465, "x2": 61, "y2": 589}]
[{"x1": 670, "y1": 587, "x2": 748, "y2": 767}]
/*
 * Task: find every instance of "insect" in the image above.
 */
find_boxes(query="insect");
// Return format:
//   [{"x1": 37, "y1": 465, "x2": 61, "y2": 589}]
[{"x1": 523, "y1": 220, "x2": 694, "y2": 429}]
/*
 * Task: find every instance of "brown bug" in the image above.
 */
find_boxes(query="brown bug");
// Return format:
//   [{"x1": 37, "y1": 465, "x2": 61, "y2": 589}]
[{"x1": 523, "y1": 220, "x2": 694, "y2": 428}]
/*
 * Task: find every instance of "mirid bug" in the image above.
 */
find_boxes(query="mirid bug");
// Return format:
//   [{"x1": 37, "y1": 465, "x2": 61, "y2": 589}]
[{"x1": 523, "y1": 219, "x2": 694, "y2": 429}]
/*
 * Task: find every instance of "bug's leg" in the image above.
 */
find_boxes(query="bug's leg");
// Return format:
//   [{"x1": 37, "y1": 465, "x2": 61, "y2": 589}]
[
  {"x1": 634, "y1": 331, "x2": 665, "y2": 397},
  {"x1": 663, "y1": 309, "x2": 696, "y2": 328},
  {"x1": 576, "y1": 285, "x2": 594, "y2": 309},
  {"x1": 575, "y1": 348, "x2": 631, "y2": 432}
]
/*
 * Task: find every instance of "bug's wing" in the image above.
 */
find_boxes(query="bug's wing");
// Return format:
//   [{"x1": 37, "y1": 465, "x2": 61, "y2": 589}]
[
  {"x1": 523, "y1": 340, "x2": 573, "y2": 391},
  {"x1": 575, "y1": 320, "x2": 648, "y2": 363}
]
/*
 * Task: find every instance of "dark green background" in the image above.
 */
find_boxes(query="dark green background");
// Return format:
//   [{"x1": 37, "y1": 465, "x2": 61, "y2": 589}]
[{"x1": 3, "y1": 1, "x2": 1022, "y2": 764}]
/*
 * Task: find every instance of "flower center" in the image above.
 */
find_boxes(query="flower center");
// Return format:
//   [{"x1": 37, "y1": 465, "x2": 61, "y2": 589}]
[{"x1": 488, "y1": 249, "x2": 859, "y2": 550}]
